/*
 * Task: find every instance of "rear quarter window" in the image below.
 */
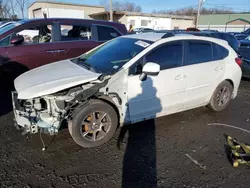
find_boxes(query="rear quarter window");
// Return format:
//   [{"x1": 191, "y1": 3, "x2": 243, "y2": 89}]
[{"x1": 217, "y1": 45, "x2": 229, "y2": 59}]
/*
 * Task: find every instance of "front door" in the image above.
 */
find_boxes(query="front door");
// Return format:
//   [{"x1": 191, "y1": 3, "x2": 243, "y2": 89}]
[
  {"x1": 5, "y1": 22, "x2": 58, "y2": 69},
  {"x1": 127, "y1": 41, "x2": 187, "y2": 123}
]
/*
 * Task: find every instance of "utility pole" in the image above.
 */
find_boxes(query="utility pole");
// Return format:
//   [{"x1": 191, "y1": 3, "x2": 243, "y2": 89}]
[
  {"x1": 196, "y1": 0, "x2": 204, "y2": 28},
  {"x1": 109, "y1": 0, "x2": 113, "y2": 22}
]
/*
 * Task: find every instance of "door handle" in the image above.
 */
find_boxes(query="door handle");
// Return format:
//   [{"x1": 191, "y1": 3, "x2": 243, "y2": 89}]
[
  {"x1": 175, "y1": 74, "x2": 186, "y2": 80},
  {"x1": 46, "y1": 50, "x2": 56, "y2": 54},
  {"x1": 55, "y1": 49, "x2": 66, "y2": 53},
  {"x1": 46, "y1": 49, "x2": 66, "y2": 54},
  {"x1": 215, "y1": 66, "x2": 223, "y2": 71}
]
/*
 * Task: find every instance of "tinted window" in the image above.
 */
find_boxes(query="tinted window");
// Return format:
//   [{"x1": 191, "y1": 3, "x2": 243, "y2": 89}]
[
  {"x1": 0, "y1": 36, "x2": 10, "y2": 46},
  {"x1": 187, "y1": 41, "x2": 213, "y2": 65},
  {"x1": 16, "y1": 24, "x2": 52, "y2": 44},
  {"x1": 146, "y1": 42, "x2": 183, "y2": 70},
  {"x1": 97, "y1": 26, "x2": 121, "y2": 41},
  {"x1": 212, "y1": 43, "x2": 221, "y2": 61},
  {"x1": 60, "y1": 25, "x2": 92, "y2": 41},
  {"x1": 218, "y1": 45, "x2": 229, "y2": 59}
]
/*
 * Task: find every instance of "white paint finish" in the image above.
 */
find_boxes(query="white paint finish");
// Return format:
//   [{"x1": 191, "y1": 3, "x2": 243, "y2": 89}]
[
  {"x1": 127, "y1": 15, "x2": 171, "y2": 30},
  {"x1": 142, "y1": 62, "x2": 160, "y2": 74},
  {"x1": 47, "y1": 8, "x2": 84, "y2": 19},
  {"x1": 14, "y1": 59, "x2": 101, "y2": 99},
  {"x1": 127, "y1": 66, "x2": 187, "y2": 123},
  {"x1": 123, "y1": 34, "x2": 241, "y2": 123},
  {"x1": 184, "y1": 60, "x2": 225, "y2": 106},
  {"x1": 122, "y1": 33, "x2": 165, "y2": 42}
]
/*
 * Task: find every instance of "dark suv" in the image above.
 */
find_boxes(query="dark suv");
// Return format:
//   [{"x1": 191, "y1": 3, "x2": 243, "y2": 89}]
[{"x1": 0, "y1": 18, "x2": 127, "y2": 81}]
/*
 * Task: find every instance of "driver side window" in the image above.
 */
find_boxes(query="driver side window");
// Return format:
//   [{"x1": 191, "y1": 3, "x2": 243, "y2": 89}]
[
  {"x1": 129, "y1": 41, "x2": 184, "y2": 75},
  {"x1": 15, "y1": 24, "x2": 52, "y2": 44}
]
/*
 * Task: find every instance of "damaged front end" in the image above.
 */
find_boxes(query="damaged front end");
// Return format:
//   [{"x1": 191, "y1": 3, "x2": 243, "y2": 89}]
[{"x1": 12, "y1": 79, "x2": 110, "y2": 135}]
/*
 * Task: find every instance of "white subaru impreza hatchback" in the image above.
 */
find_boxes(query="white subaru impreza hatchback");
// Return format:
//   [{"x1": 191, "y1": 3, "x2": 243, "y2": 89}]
[{"x1": 12, "y1": 33, "x2": 242, "y2": 148}]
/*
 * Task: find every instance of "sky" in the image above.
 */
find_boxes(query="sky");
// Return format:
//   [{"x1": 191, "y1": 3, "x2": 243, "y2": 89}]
[{"x1": 50, "y1": 0, "x2": 250, "y2": 13}]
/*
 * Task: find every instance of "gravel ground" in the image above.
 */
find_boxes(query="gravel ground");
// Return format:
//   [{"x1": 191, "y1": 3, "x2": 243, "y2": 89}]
[{"x1": 1, "y1": 81, "x2": 250, "y2": 188}]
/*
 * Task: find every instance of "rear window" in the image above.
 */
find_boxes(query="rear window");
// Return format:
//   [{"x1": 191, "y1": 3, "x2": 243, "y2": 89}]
[{"x1": 187, "y1": 41, "x2": 213, "y2": 65}]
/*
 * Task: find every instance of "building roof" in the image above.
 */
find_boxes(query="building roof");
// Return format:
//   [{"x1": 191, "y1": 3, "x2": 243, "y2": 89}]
[
  {"x1": 89, "y1": 11, "x2": 194, "y2": 20},
  {"x1": 199, "y1": 13, "x2": 250, "y2": 25},
  {"x1": 29, "y1": 1, "x2": 104, "y2": 9},
  {"x1": 227, "y1": 18, "x2": 250, "y2": 24}
]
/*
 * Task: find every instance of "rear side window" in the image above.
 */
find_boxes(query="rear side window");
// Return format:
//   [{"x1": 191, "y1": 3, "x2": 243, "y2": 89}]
[
  {"x1": 60, "y1": 25, "x2": 92, "y2": 41},
  {"x1": 217, "y1": 45, "x2": 229, "y2": 59},
  {"x1": 97, "y1": 26, "x2": 121, "y2": 41},
  {"x1": 146, "y1": 41, "x2": 183, "y2": 70},
  {"x1": 187, "y1": 41, "x2": 213, "y2": 65}
]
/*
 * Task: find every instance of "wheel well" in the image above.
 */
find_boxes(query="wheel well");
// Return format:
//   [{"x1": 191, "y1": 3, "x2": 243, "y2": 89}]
[
  {"x1": 225, "y1": 79, "x2": 234, "y2": 89},
  {"x1": 98, "y1": 95, "x2": 120, "y2": 124}
]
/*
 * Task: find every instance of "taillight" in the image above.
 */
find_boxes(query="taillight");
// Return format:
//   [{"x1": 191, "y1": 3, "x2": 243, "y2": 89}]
[{"x1": 235, "y1": 57, "x2": 242, "y2": 66}]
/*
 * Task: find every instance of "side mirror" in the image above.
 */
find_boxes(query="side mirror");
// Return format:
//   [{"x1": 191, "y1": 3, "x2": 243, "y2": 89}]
[
  {"x1": 139, "y1": 62, "x2": 160, "y2": 81},
  {"x1": 10, "y1": 35, "x2": 24, "y2": 45}
]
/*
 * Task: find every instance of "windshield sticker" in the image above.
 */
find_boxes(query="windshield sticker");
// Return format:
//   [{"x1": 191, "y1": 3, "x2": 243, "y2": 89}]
[
  {"x1": 135, "y1": 40, "x2": 150, "y2": 48},
  {"x1": 113, "y1": 65, "x2": 119, "y2": 69}
]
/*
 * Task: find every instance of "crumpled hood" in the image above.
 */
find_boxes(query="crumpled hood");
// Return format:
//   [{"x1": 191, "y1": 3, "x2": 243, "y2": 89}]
[{"x1": 14, "y1": 59, "x2": 101, "y2": 99}]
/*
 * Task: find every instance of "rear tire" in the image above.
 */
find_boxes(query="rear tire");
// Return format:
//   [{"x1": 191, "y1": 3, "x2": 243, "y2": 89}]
[
  {"x1": 68, "y1": 99, "x2": 118, "y2": 148},
  {"x1": 209, "y1": 81, "x2": 233, "y2": 112}
]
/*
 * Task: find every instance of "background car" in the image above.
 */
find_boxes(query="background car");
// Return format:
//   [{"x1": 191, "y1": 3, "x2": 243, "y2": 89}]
[
  {"x1": 239, "y1": 35, "x2": 250, "y2": 47},
  {"x1": 0, "y1": 18, "x2": 127, "y2": 84},
  {"x1": 133, "y1": 27, "x2": 155, "y2": 34}
]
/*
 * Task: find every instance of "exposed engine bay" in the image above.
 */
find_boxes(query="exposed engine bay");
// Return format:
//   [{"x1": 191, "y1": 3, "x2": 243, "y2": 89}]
[{"x1": 12, "y1": 79, "x2": 113, "y2": 135}]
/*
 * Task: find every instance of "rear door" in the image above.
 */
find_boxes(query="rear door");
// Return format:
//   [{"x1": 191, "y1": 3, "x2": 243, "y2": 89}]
[
  {"x1": 5, "y1": 21, "x2": 59, "y2": 69},
  {"x1": 184, "y1": 40, "x2": 226, "y2": 107},
  {"x1": 50, "y1": 22, "x2": 100, "y2": 61},
  {"x1": 51, "y1": 23, "x2": 123, "y2": 61}
]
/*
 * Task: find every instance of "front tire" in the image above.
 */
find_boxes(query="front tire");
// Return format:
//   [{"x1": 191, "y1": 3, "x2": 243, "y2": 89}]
[
  {"x1": 209, "y1": 81, "x2": 233, "y2": 112},
  {"x1": 68, "y1": 99, "x2": 118, "y2": 148}
]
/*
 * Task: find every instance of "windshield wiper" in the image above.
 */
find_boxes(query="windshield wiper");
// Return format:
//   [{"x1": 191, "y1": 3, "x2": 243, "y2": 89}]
[{"x1": 77, "y1": 59, "x2": 99, "y2": 73}]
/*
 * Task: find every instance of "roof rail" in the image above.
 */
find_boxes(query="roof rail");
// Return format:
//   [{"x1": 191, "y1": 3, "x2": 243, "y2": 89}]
[{"x1": 161, "y1": 32, "x2": 175, "y2": 39}]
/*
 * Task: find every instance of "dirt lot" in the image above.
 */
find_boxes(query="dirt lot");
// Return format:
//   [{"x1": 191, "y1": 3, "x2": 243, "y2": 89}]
[{"x1": 1, "y1": 81, "x2": 250, "y2": 188}]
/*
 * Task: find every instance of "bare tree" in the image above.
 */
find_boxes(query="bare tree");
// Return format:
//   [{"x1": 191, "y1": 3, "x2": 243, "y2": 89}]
[
  {"x1": 100, "y1": 0, "x2": 142, "y2": 12},
  {"x1": 153, "y1": 6, "x2": 233, "y2": 16},
  {"x1": 15, "y1": 0, "x2": 27, "y2": 18},
  {"x1": 0, "y1": 0, "x2": 12, "y2": 18},
  {"x1": 0, "y1": 0, "x2": 20, "y2": 19}
]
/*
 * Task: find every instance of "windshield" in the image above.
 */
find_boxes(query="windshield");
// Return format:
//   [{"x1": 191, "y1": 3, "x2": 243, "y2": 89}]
[
  {"x1": 246, "y1": 36, "x2": 250, "y2": 40},
  {"x1": 73, "y1": 37, "x2": 153, "y2": 74},
  {"x1": 0, "y1": 22, "x2": 20, "y2": 35}
]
